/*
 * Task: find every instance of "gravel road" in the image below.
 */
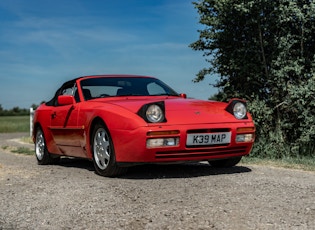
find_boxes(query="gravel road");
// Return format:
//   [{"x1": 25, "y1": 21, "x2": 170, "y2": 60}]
[{"x1": 0, "y1": 133, "x2": 314, "y2": 230}]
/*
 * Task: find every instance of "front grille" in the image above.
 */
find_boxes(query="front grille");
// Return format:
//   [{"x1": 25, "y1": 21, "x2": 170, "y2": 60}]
[{"x1": 155, "y1": 146, "x2": 248, "y2": 159}]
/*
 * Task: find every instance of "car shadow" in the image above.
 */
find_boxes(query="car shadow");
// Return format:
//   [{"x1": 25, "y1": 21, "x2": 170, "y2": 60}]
[
  {"x1": 57, "y1": 158, "x2": 252, "y2": 179},
  {"x1": 58, "y1": 157, "x2": 95, "y2": 172},
  {"x1": 121, "y1": 162, "x2": 252, "y2": 179}
]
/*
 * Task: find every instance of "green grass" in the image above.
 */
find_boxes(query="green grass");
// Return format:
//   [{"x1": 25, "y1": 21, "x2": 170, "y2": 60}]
[
  {"x1": 0, "y1": 116, "x2": 30, "y2": 133},
  {"x1": 11, "y1": 147, "x2": 34, "y2": 155},
  {"x1": 242, "y1": 156, "x2": 315, "y2": 172}
]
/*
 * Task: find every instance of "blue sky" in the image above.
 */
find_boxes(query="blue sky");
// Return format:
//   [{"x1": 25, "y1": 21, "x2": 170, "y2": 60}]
[{"x1": 0, "y1": 0, "x2": 216, "y2": 109}]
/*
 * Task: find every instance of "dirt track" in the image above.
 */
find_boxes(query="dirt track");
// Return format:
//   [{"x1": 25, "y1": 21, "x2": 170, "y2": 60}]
[{"x1": 0, "y1": 133, "x2": 314, "y2": 229}]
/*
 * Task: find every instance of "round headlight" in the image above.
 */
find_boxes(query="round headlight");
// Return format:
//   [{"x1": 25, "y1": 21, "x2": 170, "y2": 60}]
[
  {"x1": 146, "y1": 104, "x2": 164, "y2": 123},
  {"x1": 233, "y1": 102, "x2": 247, "y2": 119}
]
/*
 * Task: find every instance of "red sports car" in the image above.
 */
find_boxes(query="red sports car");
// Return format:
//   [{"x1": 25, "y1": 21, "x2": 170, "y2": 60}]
[{"x1": 33, "y1": 75, "x2": 255, "y2": 177}]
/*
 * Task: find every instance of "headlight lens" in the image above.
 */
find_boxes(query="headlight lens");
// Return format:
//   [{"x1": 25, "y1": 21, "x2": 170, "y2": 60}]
[
  {"x1": 146, "y1": 104, "x2": 164, "y2": 123},
  {"x1": 233, "y1": 102, "x2": 247, "y2": 119}
]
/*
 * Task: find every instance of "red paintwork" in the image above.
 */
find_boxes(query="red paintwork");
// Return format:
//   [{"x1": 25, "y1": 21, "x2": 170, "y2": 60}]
[{"x1": 33, "y1": 75, "x2": 255, "y2": 164}]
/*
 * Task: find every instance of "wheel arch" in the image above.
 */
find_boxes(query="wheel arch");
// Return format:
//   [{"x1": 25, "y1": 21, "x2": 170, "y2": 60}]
[
  {"x1": 86, "y1": 116, "x2": 107, "y2": 158},
  {"x1": 88, "y1": 115, "x2": 127, "y2": 177},
  {"x1": 89, "y1": 117, "x2": 106, "y2": 138},
  {"x1": 32, "y1": 122, "x2": 42, "y2": 141}
]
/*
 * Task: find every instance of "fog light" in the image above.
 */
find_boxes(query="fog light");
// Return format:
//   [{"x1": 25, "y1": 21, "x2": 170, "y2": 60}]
[
  {"x1": 146, "y1": 138, "x2": 179, "y2": 148},
  {"x1": 236, "y1": 134, "x2": 254, "y2": 142}
]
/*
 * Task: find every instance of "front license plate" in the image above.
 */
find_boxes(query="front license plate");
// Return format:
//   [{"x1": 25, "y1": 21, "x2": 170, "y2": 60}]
[{"x1": 186, "y1": 132, "x2": 231, "y2": 146}]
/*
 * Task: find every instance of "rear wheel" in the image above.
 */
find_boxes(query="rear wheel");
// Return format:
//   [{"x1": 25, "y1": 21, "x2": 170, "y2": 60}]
[
  {"x1": 35, "y1": 127, "x2": 60, "y2": 165},
  {"x1": 208, "y1": 157, "x2": 242, "y2": 168},
  {"x1": 91, "y1": 123, "x2": 127, "y2": 177}
]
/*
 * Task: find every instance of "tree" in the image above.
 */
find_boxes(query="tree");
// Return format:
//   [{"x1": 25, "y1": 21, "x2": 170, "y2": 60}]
[{"x1": 190, "y1": 0, "x2": 315, "y2": 157}]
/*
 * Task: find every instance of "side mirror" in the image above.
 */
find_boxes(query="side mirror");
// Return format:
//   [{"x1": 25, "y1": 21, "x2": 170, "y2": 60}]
[
  {"x1": 179, "y1": 93, "x2": 187, "y2": 99},
  {"x1": 58, "y1": 95, "x2": 75, "y2": 106}
]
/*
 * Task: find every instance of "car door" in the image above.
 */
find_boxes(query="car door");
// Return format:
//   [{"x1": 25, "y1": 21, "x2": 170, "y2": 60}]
[{"x1": 49, "y1": 83, "x2": 86, "y2": 158}]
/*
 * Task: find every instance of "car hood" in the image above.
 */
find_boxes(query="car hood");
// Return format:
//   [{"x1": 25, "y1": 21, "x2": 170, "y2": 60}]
[
  {"x1": 166, "y1": 98, "x2": 237, "y2": 124},
  {"x1": 103, "y1": 97, "x2": 243, "y2": 124}
]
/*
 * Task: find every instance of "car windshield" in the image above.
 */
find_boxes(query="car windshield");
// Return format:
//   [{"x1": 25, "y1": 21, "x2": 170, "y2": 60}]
[{"x1": 79, "y1": 77, "x2": 179, "y2": 99}]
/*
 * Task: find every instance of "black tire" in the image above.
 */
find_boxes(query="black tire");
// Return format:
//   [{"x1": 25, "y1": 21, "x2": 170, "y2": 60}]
[
  {"x1": 208, "y1": 157, "x2": 242, "y2": 168},
  {"x1": 91, "y1": 122, "x2": 127, "y2": 177},
  {"x1": 34, "y1": 127, "x2": 60, "y2": 165}
]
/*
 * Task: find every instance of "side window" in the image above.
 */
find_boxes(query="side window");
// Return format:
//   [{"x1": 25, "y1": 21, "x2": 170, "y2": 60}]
[
  {"x1": 147, "y1": 82, "x2": 166, "y2": 95},
  {"x1": 61, "y1": 86, "x2": 75, "y2": 96}
]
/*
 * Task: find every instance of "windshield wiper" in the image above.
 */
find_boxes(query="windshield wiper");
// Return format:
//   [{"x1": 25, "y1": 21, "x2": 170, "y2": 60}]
[{"x1": 151, "y1": 93, "x2": 176, "y2": 96}]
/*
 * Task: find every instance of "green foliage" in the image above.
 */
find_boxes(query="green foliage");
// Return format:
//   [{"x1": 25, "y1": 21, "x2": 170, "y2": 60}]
[
  {"x1": 0, "y1": 106, "x2": 29, "y2": 116},
  {"x1": 0, "y1": 104, "x2": 40, "y2": 116},
  {"x1": 191, "y1": 0, "x2": 315, "y2": 158}
]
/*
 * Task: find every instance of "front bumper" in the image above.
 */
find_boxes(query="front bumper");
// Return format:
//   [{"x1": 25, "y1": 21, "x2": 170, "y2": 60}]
[{"x1": 111, "y1": 122, "x2": 255, "y2": 163}]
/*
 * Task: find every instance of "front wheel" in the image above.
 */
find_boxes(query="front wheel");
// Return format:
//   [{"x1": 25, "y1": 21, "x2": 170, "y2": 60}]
[
  {"x1": 208, "y1": 157, "x2": 242, "y2": 168},
  {"x1": 91, "y1": 123, "x2": 127, "y2": 177},
  {"x1": 35, "y1": 127, "x2": 60, "y2": 165}
]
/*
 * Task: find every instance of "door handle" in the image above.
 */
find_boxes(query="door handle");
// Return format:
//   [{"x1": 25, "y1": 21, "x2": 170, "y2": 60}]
[{"x1": 51, "y1": 112, "x2": 57, "y2": 119}]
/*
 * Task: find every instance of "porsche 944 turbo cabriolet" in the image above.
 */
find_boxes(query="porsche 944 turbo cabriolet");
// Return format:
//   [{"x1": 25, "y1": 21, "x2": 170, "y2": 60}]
[{"x1": 33, "y1": 75, "x2": 255, "y2": 177}]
